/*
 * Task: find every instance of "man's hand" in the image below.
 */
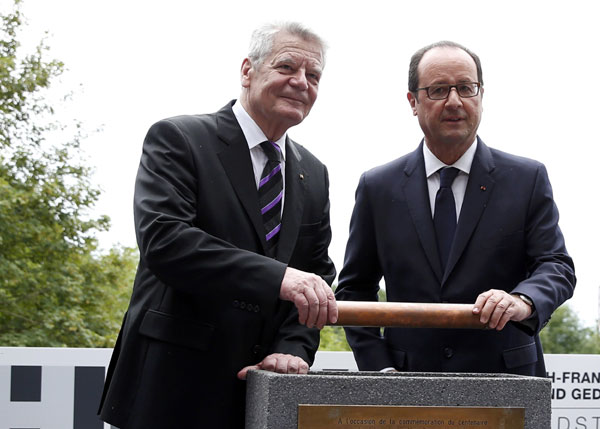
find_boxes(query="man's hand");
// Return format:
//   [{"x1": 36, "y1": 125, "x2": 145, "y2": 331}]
[
  {"x1": 279, "y1": 267, "x2": 338, "y2": 329},
  {"x1": 472, "y1": 289, "x2": 533, "y2": 330},
  {"x1": 237, "y1": 353, "x2": 309, "y2": 380}
]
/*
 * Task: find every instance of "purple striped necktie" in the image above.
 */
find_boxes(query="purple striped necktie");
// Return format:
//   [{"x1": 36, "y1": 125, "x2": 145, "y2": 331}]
[{"x1": 258, "y1": 141, "x2": 283, "y2": 257}]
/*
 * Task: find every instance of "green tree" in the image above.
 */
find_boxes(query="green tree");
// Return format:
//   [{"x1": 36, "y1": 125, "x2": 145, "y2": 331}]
[
  {"x1": 319, "y1": 326, "x2": 351, "y2": 351},
  {"x1": 540, "y1": 305, "x2": 600, "y2": 354},
  {"x1": 0, "y1": 1, "x2": 135, "y2": 347}
]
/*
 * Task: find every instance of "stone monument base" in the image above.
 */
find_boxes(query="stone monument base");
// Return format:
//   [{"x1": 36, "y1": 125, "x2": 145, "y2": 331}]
[{"x1": 245, "y1": 370, "x2": 550, "y2": 428}]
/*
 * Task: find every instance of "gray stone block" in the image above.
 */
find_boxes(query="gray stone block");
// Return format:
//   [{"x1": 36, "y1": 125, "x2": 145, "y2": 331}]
[{"x1": 245, "y1": 370, "x2": 550, "y2": 428}]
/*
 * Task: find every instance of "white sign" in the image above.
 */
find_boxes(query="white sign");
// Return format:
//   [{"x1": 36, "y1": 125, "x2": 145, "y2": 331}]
[
  {"x1": 1, "y1": 349, "x2": 598, "y2": 429},
  {"x1": 546, "y1": 354, "x2": 600, "y2": 429}
]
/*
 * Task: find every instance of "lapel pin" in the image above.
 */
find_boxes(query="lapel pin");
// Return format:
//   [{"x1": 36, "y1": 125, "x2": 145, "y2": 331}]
[
  {"x1": 299, "y1": 173, "x2": 304, "y2": 180},
  {"x1": 480, "y1": 185, "x2": 486, "y2": 191}
]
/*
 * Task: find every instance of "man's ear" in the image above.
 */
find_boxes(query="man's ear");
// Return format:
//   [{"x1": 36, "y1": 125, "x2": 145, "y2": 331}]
[
  {"x1": 407, "y1": 92, "x2": 418, "y2": 116},
  {"x1": 241, "y1": 58, "x2": 253, "y2": 88}
]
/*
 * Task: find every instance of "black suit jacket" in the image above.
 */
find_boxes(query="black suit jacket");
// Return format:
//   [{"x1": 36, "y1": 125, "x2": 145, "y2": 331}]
[
  {"x1": 99, "y1": 101, "x2": 335, "y2": 428},
  {"x1": 335, "y1": 138, "x2": 575, "y2": 376}
]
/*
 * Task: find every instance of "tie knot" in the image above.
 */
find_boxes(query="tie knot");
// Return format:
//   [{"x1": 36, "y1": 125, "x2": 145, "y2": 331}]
[
  {"x1": 439, "y1": 167, "x2": 459, "y2": 188},
  {"x1": 260, "y1": 141, "x2": 281, "y2": 162}
]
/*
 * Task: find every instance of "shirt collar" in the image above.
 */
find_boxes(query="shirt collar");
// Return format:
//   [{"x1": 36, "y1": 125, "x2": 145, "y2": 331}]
[
  {"x1": 424, "y1": 137, "x2": 478, "y2": 178},
  {"x1": 232, "y1": 100, "x2": 286, "y2": 160}
]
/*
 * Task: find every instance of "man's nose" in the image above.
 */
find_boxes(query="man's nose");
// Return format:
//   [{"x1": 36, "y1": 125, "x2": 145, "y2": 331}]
[
  {"x1": 445, "y1": 87, "x2": 463, "y2": 108},
  {"x1": 289, "y1": 69, "x2": 309, "y2": 90}
]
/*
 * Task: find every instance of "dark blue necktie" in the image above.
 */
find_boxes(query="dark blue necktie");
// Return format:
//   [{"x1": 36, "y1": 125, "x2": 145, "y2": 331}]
[
  {"x1": 257, "y1": 141, "x2": 283, "y2": 257},
  {"x1": 434, "y1": 167, "x2": 459, "y2": 271}
]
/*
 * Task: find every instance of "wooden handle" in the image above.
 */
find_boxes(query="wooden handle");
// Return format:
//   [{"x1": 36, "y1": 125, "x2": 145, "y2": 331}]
[{"x1": 330, "y1": 301, "x2": 486, "y2": 329}]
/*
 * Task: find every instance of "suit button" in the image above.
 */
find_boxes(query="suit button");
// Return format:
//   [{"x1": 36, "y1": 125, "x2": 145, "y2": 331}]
[
  {"x1": 443, "y1": 347, "x2": 453, "y2": 359},
  {"x1": 233, "y1": 300, "x2": 240, "y2": 308},
  {"x1": 252, "y1": 345, "x2": 262, "y2": 355}
]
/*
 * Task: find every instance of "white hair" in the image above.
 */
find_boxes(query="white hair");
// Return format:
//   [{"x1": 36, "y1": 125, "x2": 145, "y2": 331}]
[{"x1": 247, "y1": 22, "x2": 327, "y2": 67}]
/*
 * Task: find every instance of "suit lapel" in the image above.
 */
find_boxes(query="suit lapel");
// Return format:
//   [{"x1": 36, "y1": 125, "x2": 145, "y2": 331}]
[
  {"x1": 444, "y1": 138, "x2": 495, "y2": 282},
  {"x1": 215, "y1": 103, "x2": 268, "y2": 252},
  {"x1": 403, "y1": 142, "x2": 444, "y2": 282},
  {"x1": 276, "y1": 138, "x2": 305, "y2": 262}
]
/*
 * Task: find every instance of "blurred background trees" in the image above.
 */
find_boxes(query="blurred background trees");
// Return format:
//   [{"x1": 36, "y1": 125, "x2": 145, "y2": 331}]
[
  {"x1": 0, "y1": 0, "x2": 135, "y2": 347},
  {"x1": 540, "y1": 304, "x2": 600, "y2": 354}
]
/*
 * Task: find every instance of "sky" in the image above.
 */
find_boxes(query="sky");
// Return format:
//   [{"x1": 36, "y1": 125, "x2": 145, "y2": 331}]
[{"x1": 9, "y1": 0, "x2": 600, "y2": 326}]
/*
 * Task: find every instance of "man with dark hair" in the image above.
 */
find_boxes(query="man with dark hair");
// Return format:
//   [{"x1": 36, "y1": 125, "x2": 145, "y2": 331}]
[
  {"x1": 99, "y1": 22, "x2": 337, "y2": 428},
  {"x1": 336, "y1": 41, "x2": 575, "y2": 376}
]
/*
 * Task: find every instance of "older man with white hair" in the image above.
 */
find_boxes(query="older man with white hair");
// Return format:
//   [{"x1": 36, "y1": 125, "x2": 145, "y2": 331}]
[{"x1": 99, "y1": 22, "x2": 337, "y2": 429}]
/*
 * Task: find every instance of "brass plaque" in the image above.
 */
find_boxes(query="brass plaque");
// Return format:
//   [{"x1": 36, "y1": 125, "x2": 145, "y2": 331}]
[{"x1": 298, "y1": 404, "x2": 524, "y2": 428}]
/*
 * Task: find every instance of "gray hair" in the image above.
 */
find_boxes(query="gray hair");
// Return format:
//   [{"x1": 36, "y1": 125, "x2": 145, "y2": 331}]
[
  {"x1": 247, "y1": 22, "x2": 327, "y2": 68},
  {"x1": 408, "y1": 41, "x2": 483, "y2": 93}
]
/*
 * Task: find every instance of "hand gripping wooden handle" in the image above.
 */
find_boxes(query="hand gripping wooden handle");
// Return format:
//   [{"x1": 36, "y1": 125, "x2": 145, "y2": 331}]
[{"x1": 329, "y1": 301, "x2": 486, "y2": 329}]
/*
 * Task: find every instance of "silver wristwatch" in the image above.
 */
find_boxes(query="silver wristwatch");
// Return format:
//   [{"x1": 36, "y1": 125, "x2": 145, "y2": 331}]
[{"x1": 515, "y1": 294, "x2": 534, "y2": 308}]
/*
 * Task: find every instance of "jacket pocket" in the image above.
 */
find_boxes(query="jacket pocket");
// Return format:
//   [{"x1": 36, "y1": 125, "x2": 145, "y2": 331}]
[
  {"x1": 502, "y1": 342, "x2": 538, "y2": 369},
  {"x1": 139, "y1": 309, "x2": 215, "y2": 351}
]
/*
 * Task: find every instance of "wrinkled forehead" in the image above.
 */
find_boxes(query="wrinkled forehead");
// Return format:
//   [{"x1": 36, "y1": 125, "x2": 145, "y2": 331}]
[{"x1": 268, "y1": 32, "x2": 324, "y2": 65}]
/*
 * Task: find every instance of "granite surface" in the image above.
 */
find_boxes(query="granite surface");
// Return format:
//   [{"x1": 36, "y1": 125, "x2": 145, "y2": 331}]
[{"x1": 245, "y1": 370, "x2": 551, "y2": 428}]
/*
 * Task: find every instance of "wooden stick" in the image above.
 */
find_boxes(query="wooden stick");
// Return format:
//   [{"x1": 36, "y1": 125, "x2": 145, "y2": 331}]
[{"x1": 330, "y1": 301, "x2": 486, "y2": 329}]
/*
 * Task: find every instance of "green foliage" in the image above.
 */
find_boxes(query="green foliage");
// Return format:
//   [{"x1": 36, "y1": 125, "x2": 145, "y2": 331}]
[
  {"x1": 319, "y1": 326, "x2": 351, "y2": 351},
  {"x1": 1, "y1": 1, "x2": 63, "y2": 150},
  {"x1": 540, "y1": 305, "x2": 600, "y2": 354},
  {"x1": 0, "y1": 1, "x2": 135, "y2": 347}
]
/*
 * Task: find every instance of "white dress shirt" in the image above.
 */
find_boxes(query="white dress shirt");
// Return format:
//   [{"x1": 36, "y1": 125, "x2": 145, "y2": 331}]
[
  {"x1": 232, "y1": 101, "x2": 286, "y2": 214},
  {"x1": 232, "y1": 100, "x2": 286, "y2": 189},
  {"x1": 423, "y1": 139, "x2": 478, "y2": 220}
]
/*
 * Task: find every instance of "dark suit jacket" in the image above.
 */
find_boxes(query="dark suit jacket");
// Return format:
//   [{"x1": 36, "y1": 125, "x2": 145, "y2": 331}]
[
  {"x1": 98, "y1": 101, "x2": 335, "y2": 428},
  {"x1": 335, "y1": 138, "x2": 575, "y2": 377}
]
